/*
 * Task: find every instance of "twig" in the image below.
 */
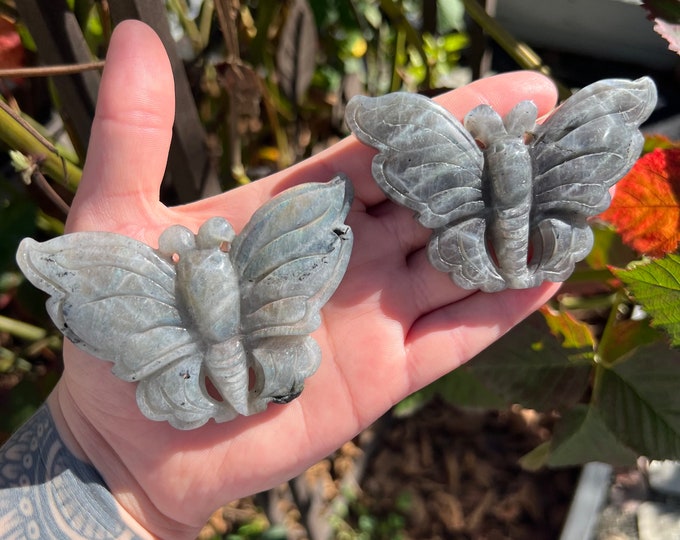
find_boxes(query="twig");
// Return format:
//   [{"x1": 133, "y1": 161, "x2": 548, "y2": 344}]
[
  {"x1": 0, "y1": 60, "x2": 105, "y2": 79},
  {"x1": 0, "y1": 99, "x2": 81, "y2": 191},
  {"x1": 28, "y1": 166, "x2": 71, "y2": 217},
  {"x1": 215, "y1": 0, "x2": 240, "y2": 61}
]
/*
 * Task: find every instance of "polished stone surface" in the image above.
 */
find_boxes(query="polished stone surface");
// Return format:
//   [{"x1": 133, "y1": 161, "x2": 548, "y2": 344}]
[
  {"x1": 16, "y1": 176, "x2": 354, "y2": 429},
  {"x1": 346, "y1": 77, "x2": 657, "y2": 292}
]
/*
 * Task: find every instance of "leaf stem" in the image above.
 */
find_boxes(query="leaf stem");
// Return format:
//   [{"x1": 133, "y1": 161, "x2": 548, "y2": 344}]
[{"x1": 596, "y1": 291, "x2": 629, "y2": 367}]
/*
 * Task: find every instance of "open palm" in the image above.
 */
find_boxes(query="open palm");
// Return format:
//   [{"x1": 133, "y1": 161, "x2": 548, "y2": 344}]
[{"x1": 48, "y1": 21, "x2": 561, "y2": 539}]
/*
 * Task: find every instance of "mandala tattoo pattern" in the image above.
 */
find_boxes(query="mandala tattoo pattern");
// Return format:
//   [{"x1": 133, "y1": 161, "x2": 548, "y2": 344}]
[{"x1": 0, "y1": 404, "x2": 143, "y2": 539}]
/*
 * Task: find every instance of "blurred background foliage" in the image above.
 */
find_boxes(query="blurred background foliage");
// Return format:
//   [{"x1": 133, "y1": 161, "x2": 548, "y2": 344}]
[{"x1": 0, "y1": 0, "x2": 680, "y2": 538}]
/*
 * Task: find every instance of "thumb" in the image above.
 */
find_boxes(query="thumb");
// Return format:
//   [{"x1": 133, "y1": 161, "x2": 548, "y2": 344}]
[{"x1": 67, "y1": 20, "x2": 175, "y2": 234}]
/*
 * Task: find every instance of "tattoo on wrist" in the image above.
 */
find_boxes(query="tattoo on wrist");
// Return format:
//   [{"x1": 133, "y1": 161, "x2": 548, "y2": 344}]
[{"x1": 0, "y1": 403, "x2": 144, "y2": 539}]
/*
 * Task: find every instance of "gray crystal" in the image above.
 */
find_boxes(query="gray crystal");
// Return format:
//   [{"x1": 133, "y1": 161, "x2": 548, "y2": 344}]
[
  {"x1": 346, "y1": 77, "x2": 657, "y2": 292},
  {"x1": 638, "y1": 501, "x2": 680, "y2": 540},
  {"x1": 16, "y1": 176, "x2": 354, "y2": 429}
]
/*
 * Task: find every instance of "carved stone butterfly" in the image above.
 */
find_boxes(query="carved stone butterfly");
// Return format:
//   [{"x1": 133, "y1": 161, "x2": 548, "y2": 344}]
[
  {"x1": 16, "y1": 177, "x2": 353, "y2": 429},
  {"x1": 346, "y1": 77, "x2": 657, "y2": 292}
]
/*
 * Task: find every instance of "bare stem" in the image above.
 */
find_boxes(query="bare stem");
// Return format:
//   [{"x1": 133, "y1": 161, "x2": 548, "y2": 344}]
[
  {"x1": 0, "y1": 60, "x2": 105, "y2": 79},
  {"x1": 0, "y1": 314, "x2": 46, "y2": 342}
]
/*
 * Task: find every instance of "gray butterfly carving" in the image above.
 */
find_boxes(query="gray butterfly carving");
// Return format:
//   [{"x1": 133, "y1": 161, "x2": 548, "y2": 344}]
[
  {"x1": 346, "y1": 77, "x2": 657, "y2": 292},
  {"x1": 16, "y1": 177, "x2": 353, "y2": 430}
]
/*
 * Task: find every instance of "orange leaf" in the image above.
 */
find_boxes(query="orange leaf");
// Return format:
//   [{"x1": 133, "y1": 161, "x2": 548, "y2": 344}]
[{"x1": 598, "y1": 148, "x2": 680, "y2": 257}]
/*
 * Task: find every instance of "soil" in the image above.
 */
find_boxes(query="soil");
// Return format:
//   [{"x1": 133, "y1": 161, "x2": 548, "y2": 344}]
[{"x1": 199, "y1": 398, "x2": 579, "y2": 539}]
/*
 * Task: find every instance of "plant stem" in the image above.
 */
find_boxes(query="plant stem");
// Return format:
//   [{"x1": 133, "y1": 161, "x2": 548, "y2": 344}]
[
  {"x1": 595, "y1": 291, "x2": 628, "y2": 367},
  {"x1": 566, "y1": 268, "x2": 615, "y2": 283},
  {"x1": 0, "y1": 315, "x2": 46, "y2": 342},
  {"x1": 0, "y1": 100, "x2": 81, "y2": 191},
  {"x1": 558, "y1": 292, "x2": 618, "y2": 311},
  {"x1": 460, "y1": 0, "x2": 571, "y2": 99},
  {"x1": 379, "y1": 0, "x2": 433, "y2": 89},
  {"x1": 0, "y1": 61, "x2": 105, "y2": 79},
  {"x1": 167, "y1": 0, "x2": 204, "y2": 52}
]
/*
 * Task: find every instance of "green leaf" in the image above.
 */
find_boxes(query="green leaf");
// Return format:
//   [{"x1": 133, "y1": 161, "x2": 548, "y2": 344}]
[
  {"x1": 467, "y1": 312, "x2": 592, "y2": 411},
  {"x1": 547, "y1": 405, "x2": 638, "y2": 467},
  {"x1": 598, "y1": 342, "x2": 680, "y2": 459},
  {"x1": 437, "y1": 0, "x2": 465, "y2": 32},
  {"x1": 598, "y1": 318, "x2": 665, "y2": 365},
  {"x1": 586, "y1": 224, "x2": 636, "y2": 270},
  {"x1": 427, "y1": 368, "x2": 506, "y2": 408},
  {"x1": 394, "y1": 368, "x2": 505, "y2": 416},
  {"x1": 519, "y1": 441, "x2": 551, "y2": 471},
  {"x1": 0, "y1": 179, "x2": 38, "y2": 259},
  {"x1": 613, "y1": 254, "x2": 680, "y2": 346}
]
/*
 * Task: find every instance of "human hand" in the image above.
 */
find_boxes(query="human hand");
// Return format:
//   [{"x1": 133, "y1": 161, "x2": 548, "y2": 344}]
[{"x1": 48, "y1": 20, "x2": 560, "y2": 539}]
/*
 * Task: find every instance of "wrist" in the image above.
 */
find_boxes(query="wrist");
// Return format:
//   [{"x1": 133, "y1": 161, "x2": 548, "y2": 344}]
[
  {"x1": 50, "y1": 376, "x2": 204, "y2": 540},
  {"x1": 0, "y1": 400, "x2": 153, "y2": 539}
]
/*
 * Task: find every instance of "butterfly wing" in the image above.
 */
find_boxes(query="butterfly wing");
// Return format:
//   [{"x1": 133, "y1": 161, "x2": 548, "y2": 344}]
[
  {"x1": 16, "y1": 233, "x2": 226, "y2": 429},
  {"x1": 227, "y1": 176, "x2": 353, "y2": 412},
  {"x1": 346, "y1": 93, "x2": 503, "y2": 289},
  {"x1": 346, "y1": 92, "x2": 485, "y2": 229},
  {"x1": 528, "y1": 77, "x2": 657, "y2": 278}
]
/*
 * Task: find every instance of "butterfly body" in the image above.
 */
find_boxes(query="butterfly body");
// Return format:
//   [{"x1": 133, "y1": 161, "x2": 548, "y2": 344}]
[
  {"x1": 346, "y1": 77, "x2": 657, "y2": 292},
  {"x1": 466, "y1": 101, "x2": 537, "y2": 287},
  {"x1": 17, "y1": 177, "x2": 354, "y2": 429}
]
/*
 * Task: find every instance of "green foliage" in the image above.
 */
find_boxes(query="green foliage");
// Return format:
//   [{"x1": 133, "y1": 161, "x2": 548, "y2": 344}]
[
  {"x1": 613, "y1": 255, "x2": 680, "y2": 346},
  {"x1": 330, "y1": 486, "x2": 409, "y2": 540}
]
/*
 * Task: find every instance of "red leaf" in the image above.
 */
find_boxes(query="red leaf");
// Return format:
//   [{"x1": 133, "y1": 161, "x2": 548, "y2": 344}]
[
  {"x1": 0, "y1": 18, "x2": 24, "y2": 71},
  {"x1": 599, "y1": 148, "x2": 680, "y2": 257}
]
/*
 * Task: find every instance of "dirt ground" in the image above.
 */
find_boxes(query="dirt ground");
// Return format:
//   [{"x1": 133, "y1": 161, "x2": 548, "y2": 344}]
[{"x1": 200, "y1": 398, "x2": 579, "y2": 539}]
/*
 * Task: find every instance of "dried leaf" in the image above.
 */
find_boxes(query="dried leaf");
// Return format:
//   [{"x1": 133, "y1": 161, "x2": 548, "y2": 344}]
[
  {"x1": 599, "y1": 148, "x2": 680, "y2": 257},
  {"x1": 613, "y1": 254, "x2": 680, "y2": 346},
  {"x1": 276, "y1": 0, "x2": 318, "y2": 105},
  {"x1": 541, "y1": 306, "x2": 595, "y2": 353}
]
